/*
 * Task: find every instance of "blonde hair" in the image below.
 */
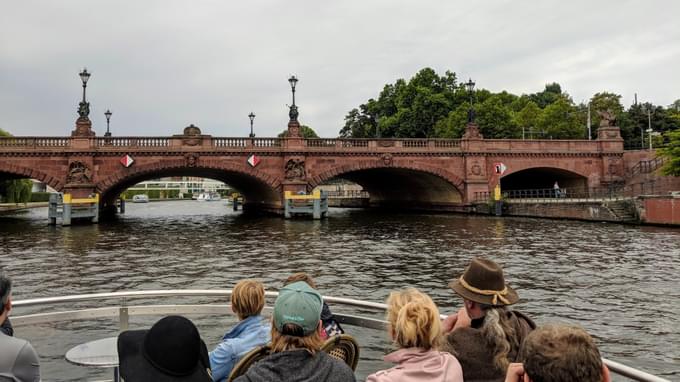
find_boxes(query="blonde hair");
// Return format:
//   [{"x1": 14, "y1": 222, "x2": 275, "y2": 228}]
[
  {"x1": 270, "y1": 322, "x2": 323, "y2": 355},
  {"x1": 283, "y1": 272, "x2": 317, "y2": 289},
  {"x1": 386, "y1": 288, "x2": 441, "y2": 350},
  {"x1": 231, "y1": 280, "x2": 265, "y2": 320}
]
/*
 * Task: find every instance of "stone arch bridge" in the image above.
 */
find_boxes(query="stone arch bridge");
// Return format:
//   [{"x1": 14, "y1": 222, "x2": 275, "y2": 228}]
[{"x1": 0, "y1": 119, "x2": 627, "y2": 214}]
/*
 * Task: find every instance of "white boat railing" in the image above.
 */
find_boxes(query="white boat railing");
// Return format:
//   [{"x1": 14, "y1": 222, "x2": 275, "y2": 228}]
[{"x1": 12, "y1": 290, "x2": 671, "y2": 382}]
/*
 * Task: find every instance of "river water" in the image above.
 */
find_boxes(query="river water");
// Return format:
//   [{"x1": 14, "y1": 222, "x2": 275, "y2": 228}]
[{"x1": 1, "y1": 201, "x2": 679, "y2": 381}]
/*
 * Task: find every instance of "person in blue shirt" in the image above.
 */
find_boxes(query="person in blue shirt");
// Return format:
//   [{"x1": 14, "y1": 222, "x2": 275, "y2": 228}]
[{"x1": 209, "y1": 280, "x2": 271, "y2": 382}]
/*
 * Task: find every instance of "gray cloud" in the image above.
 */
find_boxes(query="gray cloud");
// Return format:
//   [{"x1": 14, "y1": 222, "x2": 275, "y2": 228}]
[{"x1": 1, "y1": 0, "x2": 678, "y2": 137}]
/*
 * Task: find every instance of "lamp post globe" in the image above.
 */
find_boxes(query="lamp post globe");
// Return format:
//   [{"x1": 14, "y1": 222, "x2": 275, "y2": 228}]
[
  {"x1": 104, "y1": 109, "x2": 112, "y2": 137},
  {"x1": 248, "y1": 112, "x2": 256, "y2": 138}
]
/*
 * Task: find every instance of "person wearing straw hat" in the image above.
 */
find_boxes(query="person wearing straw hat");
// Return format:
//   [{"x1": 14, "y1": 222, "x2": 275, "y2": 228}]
[{"x1": 441, "y1": 258, "x2": 536, "y2": 382}]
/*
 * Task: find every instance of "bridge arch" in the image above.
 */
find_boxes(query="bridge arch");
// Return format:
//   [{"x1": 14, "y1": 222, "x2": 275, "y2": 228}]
[
  {"x1": 96, "y1": 160, "x2": 282, "y2": 209},
  {"x1": 0, "y1": 162, "x2": 63, "y2": 191},
  {"x1": 309, "y1": 160, "x2": 466, "y2": 207},
  {"x1": 500, "y1": 165, "x2": 590, "y2": 191}
]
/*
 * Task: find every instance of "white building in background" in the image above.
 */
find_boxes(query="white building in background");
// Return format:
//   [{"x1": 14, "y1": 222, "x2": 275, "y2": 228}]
[
  {"x1": 127, "y1": 177, "x2": 231, "y2": 196},
  {"x1": 30, "y1": 180, "x2": 57, "y2": 193}
]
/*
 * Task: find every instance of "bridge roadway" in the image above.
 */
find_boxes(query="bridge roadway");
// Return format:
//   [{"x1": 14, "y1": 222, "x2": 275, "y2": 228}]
[{"x1": 0, "y1": 120, "x2": 627, "y2": 214}]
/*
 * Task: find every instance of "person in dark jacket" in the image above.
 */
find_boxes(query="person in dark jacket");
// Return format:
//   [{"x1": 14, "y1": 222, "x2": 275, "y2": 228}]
[
  {"x1": 234, "y1": 281, "x2": 355, "y2": 382},
  {"x1": 441, "y1": 257, "x2": 536, "y2": 382},
  {"x1": 283, "y1": 273, "x2": 344, "y2": 339}
]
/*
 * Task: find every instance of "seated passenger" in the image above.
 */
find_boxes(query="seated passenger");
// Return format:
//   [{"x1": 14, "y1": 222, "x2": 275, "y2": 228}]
[
  {"x1": 209, "y1": 280, "x2": 270, "y2": 382},
  {"x1": 442, "y1": 257, "x2": 536, "y2": 382},
  {"x1": 234, "y1": 281, "x2": 355, "y2": 382},
  {"x1": 367, "y1": 288, "x2": 463, "y2": 382},
  {"x1": 283, "y1": 272, "x2": 344, "y2": 338},
  {"x1": 505, "y1": 324, "x2": 611, "y2": 382},
  {"x1": 118, "y1": 315, "x2": 212, "y2": 381},
  {"x1": 0, "y1": 271, "x2": 40, "y2": 382}
]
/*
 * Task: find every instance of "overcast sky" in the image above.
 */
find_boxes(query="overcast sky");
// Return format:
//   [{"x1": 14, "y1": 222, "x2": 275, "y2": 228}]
[{"x1": 1, "y1": 1, "x2": 678, "y2": 138}]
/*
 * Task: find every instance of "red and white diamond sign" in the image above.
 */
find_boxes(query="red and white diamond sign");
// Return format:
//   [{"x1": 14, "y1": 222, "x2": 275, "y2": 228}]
[
  {"x1": 120, "y1": 154, "x2": 135, "y2": 168},
  {"x1": 247, "y1": 154, "x2": 261, "y2": 167}
]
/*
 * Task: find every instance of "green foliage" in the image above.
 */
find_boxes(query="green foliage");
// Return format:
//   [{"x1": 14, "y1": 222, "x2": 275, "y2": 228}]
[
  {"x1": 476, "y1": 95, "x2": 518, "y2": 138},
  {"x1": 659, "y1": 129, "x2": 680, "y2": 176},
  {"x1": 278, "y1": 125, "x2": 319, "y2": 138},
  {"x1": 589, "y1": 92, "x2": 624, "y2": 134},
  {"x1": 30, "y1": 192, "x2": 53, "y2": 202},
  {"x1": 513, "y1": 101, "x2": 542, "y2": 138},
  {"x1": 0, "y1": 128, "x2": 10, "y2": 137},
  {"x1": 0, "y1": 179, "x2": 32, "y2": 204},
  {"x1": 537, "y1": 97, "x2": 584, "y2": 139}
]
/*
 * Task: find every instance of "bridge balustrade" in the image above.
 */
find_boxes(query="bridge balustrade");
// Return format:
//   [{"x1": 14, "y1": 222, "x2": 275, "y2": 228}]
[
  {"x1": 95, "y1": 137, "x2": 170, "y2": 147},
  {"x1": 0, "y1": 137, "x2": 70, "y2": 147},
  {"x1": 252, "y1": 138, "x2": 281, "y2": 147},
  {"x1": 212, "y1": 138, "x2": 248, "y2": 147}
]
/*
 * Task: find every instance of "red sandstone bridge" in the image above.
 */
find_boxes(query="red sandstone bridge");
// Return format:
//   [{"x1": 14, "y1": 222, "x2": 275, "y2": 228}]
[{"x1": 0, "y1": 115, "x2": 637, "y2": 215}]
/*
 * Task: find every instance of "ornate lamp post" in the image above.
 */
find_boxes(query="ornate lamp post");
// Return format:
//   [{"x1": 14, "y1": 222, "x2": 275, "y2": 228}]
[
  {"x1": 248, "y1": 112, "x2": 256, "y2": 138},
  {"x1": 104, "y1": 109, "x2": 112, "y2": 137},
  {"x1": 465, "y1": 78, "x2": 475, "y2": 123},
  {"x1": 78, "y1": 68, "x2": 91, "y2": 119},
  {"x1": 288, "y1": 75, "x2": 298, "y2": 122}
]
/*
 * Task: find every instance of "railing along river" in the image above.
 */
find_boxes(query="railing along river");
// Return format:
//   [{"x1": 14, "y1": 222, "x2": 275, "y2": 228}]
[{"x1": 12, "y1": 290, "x2": 669, "y2": 382}]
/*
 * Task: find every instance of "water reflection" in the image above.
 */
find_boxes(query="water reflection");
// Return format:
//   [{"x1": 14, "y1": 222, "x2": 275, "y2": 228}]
[{"x1": 1, "y1": 202, "x2": 679, "y2": 380}]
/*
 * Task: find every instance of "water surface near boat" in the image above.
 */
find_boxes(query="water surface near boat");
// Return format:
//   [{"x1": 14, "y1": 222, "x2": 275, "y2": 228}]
[{"x1": 1, "y1": 201, "x2": 679, "y2": 381}]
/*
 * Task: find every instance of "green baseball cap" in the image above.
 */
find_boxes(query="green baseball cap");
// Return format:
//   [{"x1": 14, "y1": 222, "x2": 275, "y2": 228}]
[{"x1": 274, "y1": 281, "x2": 323, "y2": 336}]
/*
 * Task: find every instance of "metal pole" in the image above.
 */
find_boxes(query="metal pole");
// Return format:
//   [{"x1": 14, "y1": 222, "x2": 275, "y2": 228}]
[
  {"x1": 82, "y1": 83, "x2": 86, "y2": 103},
  {"x1": 587, "y1": 102, "x2": 591, "y2": 140},
  {"x1": 648, "y1": 109, "x2": 652, "y2": 150}
]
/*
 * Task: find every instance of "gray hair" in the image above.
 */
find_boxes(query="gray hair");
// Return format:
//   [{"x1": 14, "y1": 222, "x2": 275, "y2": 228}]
[{"x1": 0, "y1": 271, "x2": 12, "y2": 313}]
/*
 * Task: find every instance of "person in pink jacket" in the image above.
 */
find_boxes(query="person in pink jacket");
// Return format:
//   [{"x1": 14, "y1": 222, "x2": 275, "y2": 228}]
[{"x1": 367, "y1": 288, "x2": 463, "y2": 382}]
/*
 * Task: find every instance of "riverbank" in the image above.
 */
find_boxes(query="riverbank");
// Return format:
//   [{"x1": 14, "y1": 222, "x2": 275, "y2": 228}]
[
  {"x1": 472, "y1": 195, "x2": 680, "y2": 226},
  {"x1": 0, "y1": 202, "x2": 48, "y2": 213}
]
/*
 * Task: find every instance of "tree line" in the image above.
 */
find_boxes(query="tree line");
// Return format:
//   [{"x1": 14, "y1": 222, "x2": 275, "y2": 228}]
[
  {"x1": 0, "y1": 128, "x2": 33, "y2": 203},
  {"x1": 338, "y1": 68, "x2": 680, "y2": 149}
]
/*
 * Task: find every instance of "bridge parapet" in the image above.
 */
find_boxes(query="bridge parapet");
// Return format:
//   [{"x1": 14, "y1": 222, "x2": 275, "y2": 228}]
[{"x1": 0, "y1": 137, "x2": 70, "y2": 147}]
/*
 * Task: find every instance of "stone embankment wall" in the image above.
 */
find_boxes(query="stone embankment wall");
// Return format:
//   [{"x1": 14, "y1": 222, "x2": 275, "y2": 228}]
[
  {"x1": 637, "y1": 196, "x2": 680, "y2": 225},
  {"x1": 495, "y1": 202, "x2": 627, "y2": 222}
]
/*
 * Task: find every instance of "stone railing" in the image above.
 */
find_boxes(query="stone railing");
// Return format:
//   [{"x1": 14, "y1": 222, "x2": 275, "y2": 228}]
[
  {"x1": 0, "y1": 137, "x2": 70, "y2": 147},
  {"x1": 305, "y1": 138, "x2": 461, "y2": 150},
  {"x1": 95, "y1": 137, "x2": 170, "y2": 147}
]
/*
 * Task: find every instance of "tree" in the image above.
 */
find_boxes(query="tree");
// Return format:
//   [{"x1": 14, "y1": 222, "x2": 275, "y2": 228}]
[
  {"x1": 659, "y1": 129, "x2": 680, "y2": 176},
  {"x1": 278, "y1": 125, "x2": 319, "y2": 138},
  {"x1": 0, "y1": 128, "x2": 9, "y2": 137},
  {"x1": 513, "y1": 101, "x2": 542, "y2": 139},
  {"x1": 475, "y1": 95, "x2": 519, "y2": 138},
  {"x1": 528, "y1": 83, "x2": 564, "y2": 108},
  {"x1": 340, "y1": 68, "x2": 459, "y2": 138},
  {"x1": 537, "y1": 97, "x2": 583, "y2": 139}
]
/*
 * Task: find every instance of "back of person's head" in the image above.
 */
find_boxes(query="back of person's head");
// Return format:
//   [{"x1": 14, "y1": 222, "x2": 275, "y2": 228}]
[
  {"x1": 270, "y1": 281, "x2": 323, "y2": 354},
  {"x1": 0, "y1": 271, "x2": 11, "y2": 314},
  {"x1": 386, "y1": 288, "x2": 441, "y2": 350},
  {"x1": 283, "y1": 272, "x2": 317, "y2": 289},
  {"x1": 231, "y1": 279, "x2": 265, "y2": 320},
  {"x1": 520, "y1": 324, "x2": 606, "y2": 382}
]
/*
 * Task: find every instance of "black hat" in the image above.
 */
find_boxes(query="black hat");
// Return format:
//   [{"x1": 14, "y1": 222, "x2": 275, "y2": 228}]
[{"x1": 117, "y1": 316, "x2": 212, "y2": 382}]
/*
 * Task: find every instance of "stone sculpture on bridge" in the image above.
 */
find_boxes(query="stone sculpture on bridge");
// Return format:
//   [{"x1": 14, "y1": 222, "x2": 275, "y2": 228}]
[{"x1": 597, "y1": 110, "x2": 617, "y2": 127}]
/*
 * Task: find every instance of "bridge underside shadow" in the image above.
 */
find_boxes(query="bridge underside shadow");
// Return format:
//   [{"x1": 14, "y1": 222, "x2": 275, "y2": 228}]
[
  {"x1": 100, "y1": 167, "x2": 281, "y2": 215},
  {"x1": 332, "y1": 168, "x2": 464, "y2": 212},
  {"x1": 501, "y1": 167, "x2": 588, "y2": 191}
]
